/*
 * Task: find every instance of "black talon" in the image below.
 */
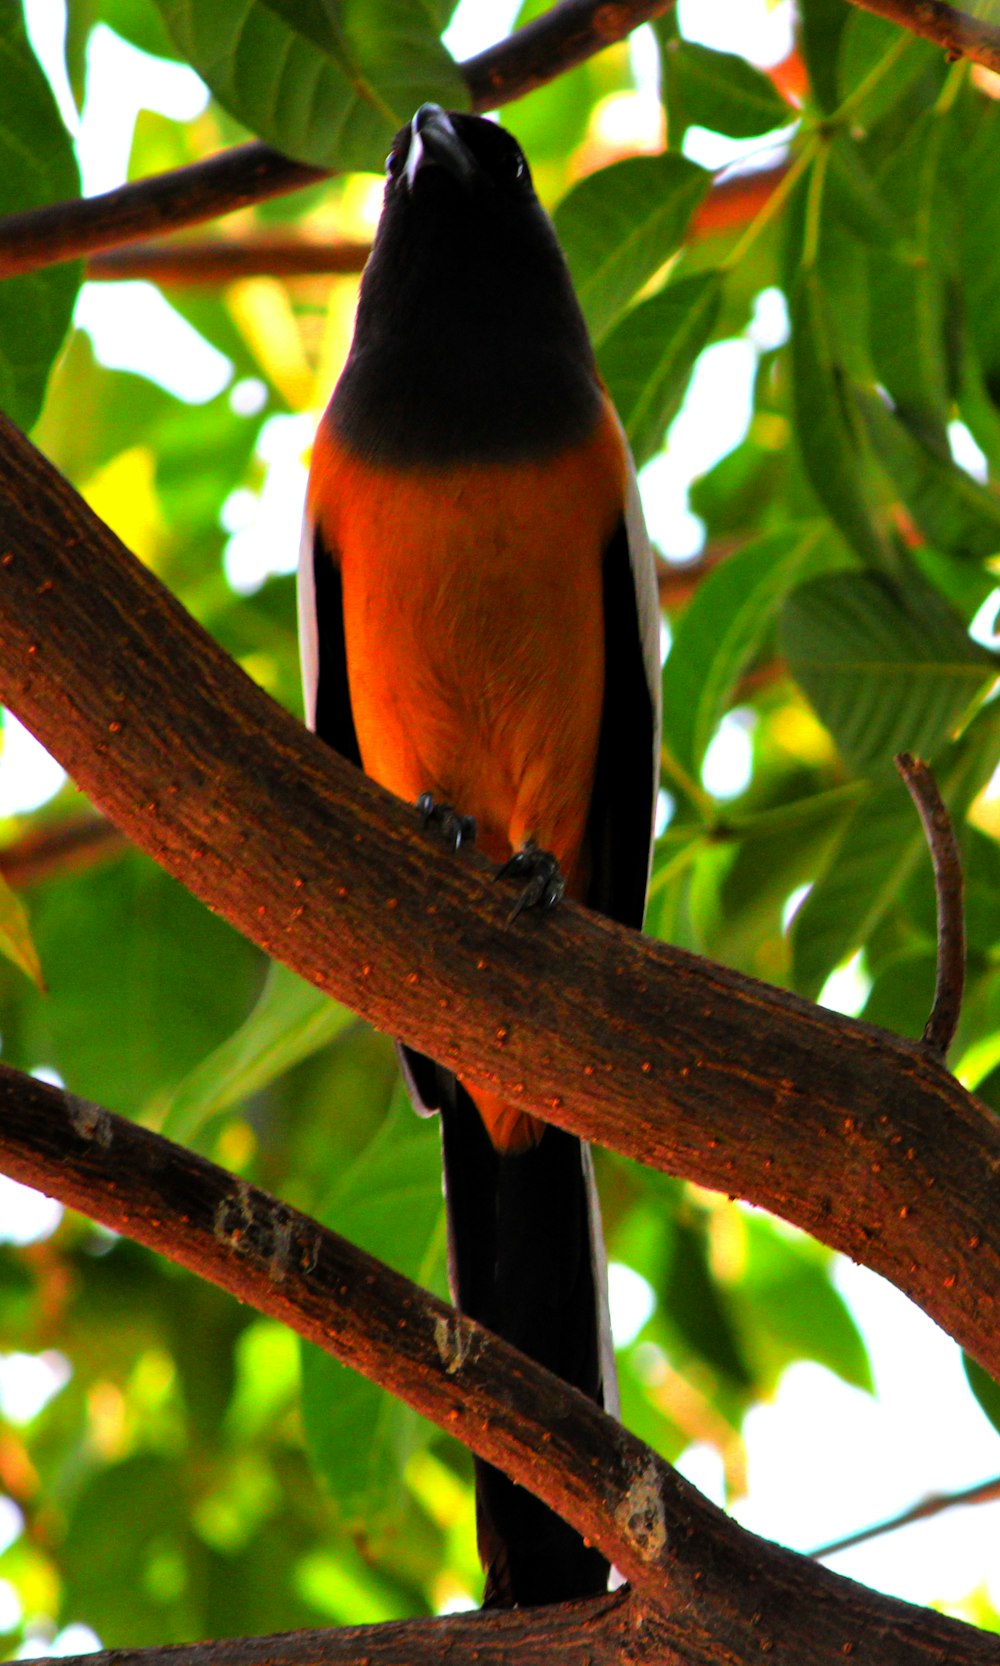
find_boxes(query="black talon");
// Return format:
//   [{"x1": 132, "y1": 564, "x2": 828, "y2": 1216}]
[
  {"x1": 416, "y1": 793, "x2": 477, "y2": 853},
  {"x1": 496, "y1": 840, "x2": 566, "y2": 922}
]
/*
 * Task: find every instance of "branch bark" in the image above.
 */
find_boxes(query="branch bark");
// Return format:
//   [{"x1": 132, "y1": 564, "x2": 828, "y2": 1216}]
[
  {"x1": 847, "y1": 0, "x2": 1000, "y2": 76},
  {"x1": 2, "y1": 1065, "x2": 997, "y2": 1666},
  {"x1": 86, "y1": 237, "x2": 371, "y2": 285},
  {"x1": 29, "y1": 1593, "x2": 641, "y2": 1666},
  {"x1": 80, "y1": 161, "x2": 792, "y2": 290},
  {"x1": 0, "y1": 411, "x2": 998, "y2": 1384},
  {"x1": 0, "y1": 0, "x2": 672, "y2": 278}
]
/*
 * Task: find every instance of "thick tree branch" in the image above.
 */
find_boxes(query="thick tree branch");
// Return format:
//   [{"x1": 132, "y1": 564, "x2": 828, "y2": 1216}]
[
  {"x1": 847, "y1": 0, "x2": 1000, "y2": 76},
  {"x1": 0, "y1": 411, "x2": 998, "y2": 1384},
  {"x1": 2, "y1": 1065, "x2": 997, "y2": 1666},
  {"x1": 30, "y1": 1593, "x2": 642, "y2": 1666},
  {"x1": 0, "y1": 0, "x2": 672, "y2": 279}
]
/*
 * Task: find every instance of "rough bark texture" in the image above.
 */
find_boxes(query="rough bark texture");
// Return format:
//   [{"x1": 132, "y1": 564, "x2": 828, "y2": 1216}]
[
  {"x1": 28, "y1": 1593, "x2": 643, "y2": 1666},
  {"x1": 0, "y1": 413, "x2": 997, "y2": 1384},
  {"x1": 1, "y1": 1067, "x2": 997, "y2": 1666}
]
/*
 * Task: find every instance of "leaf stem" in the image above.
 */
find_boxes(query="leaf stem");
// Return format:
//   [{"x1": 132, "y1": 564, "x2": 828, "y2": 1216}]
[{"x1": 723, "y1": 138, "x2": 817, "y2": 273}]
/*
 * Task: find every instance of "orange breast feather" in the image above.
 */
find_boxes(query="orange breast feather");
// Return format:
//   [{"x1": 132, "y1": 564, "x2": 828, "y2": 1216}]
[{"x1": 308, "y1": 403, "x2": 627, "y2": 1150}]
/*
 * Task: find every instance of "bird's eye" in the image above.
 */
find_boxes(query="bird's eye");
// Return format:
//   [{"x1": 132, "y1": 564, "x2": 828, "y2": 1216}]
[
  {"x1": 498, "y1": 148, "x2": 526, "y2": 185},
  {"x1": 386, "y1": 144, "x2": 405, "y2": 180}
]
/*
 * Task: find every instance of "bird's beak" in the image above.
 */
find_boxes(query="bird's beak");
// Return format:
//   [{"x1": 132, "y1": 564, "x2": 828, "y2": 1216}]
[{"x1": 404, "y1": 104, "x2": 476, "y2": 192}]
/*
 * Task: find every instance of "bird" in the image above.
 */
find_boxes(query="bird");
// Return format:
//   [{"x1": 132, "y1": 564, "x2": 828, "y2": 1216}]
[{"x1": 298, "y1": 103, "x2": 661, "y2": 1609}]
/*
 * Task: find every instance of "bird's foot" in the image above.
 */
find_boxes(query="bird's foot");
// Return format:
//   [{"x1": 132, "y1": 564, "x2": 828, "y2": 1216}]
[
  {"x1": 416, "y1": 793, "x2": 477, "y2": 853},
  {"x1": 496, "y1": 840, "x2": 565, "y2": 923}
]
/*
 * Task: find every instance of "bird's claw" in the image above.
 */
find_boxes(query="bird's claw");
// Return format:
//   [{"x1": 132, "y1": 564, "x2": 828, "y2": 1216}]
[
  {"x1": 496, "y1": 841, "x2": 565, "y2": 923},
  {"x1": 416, "y1": 793, "x2": 477, "y2": 853}
]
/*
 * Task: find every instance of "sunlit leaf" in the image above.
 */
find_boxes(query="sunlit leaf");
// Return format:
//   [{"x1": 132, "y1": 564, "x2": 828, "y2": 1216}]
[
  {"x1": 790, "y1": 267, "x2": 895, "y2": 569},
  {"x1": 159, "y1": 961, "x2": 355, "y2": 1145},
  {"x1": 791, "y1": 708, "x2": 1000, "y2": 996},
  {"x1": 0, "y1": 866, "x2": 43, "y2": 990},
  {"x1": 781, "y1": 568, "x2": 997, "y2": 776},
  {"x1": 664, "y1": 40, "x2": 792, "y2": 139},
  {"x1": 154, "y1": 0, "x2": 466, "y2": 170},
  {"x1": 662, "y1": 522, "x2": 841, "y2": 780},
  {"x1": 738, "y1": 1214, "x2": 873, "y2": 1393},
  {"x1": 964, "y1": 1354, "x2": 1000, "y2": 1437},
  {"x1": 858, "y1": 390, "x2": 1000, "y2": 561},
  {"x1": 836, "y1": 10, "x2": 942, "y2": 132},
  {"x1": 555, "y1": 153, "x2": 710, "y2": 343},
  {"x1": 599, "y1": 270, "x2": 722, "y2": 467},
  {"x1": 0, "y1": 12, "x2": 80, "y2": 430},
  {"x1": 301, "y1": 1095, "x2": 446, "y2": 1531}
]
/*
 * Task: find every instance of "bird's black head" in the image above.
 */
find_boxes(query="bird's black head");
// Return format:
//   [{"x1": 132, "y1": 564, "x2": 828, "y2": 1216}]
[{"x1": 330, "y1": 106, "x2": 602, "y2": 467}]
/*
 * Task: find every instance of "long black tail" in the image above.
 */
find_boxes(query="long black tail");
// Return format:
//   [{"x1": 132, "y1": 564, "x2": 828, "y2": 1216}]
[{"x1": 439, "y1": 1079, "x2": 614, "y2": 1608}]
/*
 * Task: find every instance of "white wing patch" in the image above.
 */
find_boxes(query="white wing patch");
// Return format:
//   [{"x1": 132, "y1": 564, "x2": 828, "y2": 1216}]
[
  {"x1": 297, "y1": 508, "x2": 320, "y2": 733},
  {"x1": 619, "y1": 423, "x2": 663, "y2": 899}
]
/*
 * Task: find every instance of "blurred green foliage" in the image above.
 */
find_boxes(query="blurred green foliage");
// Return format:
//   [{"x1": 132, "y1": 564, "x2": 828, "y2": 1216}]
[{"x1": 0, "y1": 0, "x2": 999, "y2": 1648}]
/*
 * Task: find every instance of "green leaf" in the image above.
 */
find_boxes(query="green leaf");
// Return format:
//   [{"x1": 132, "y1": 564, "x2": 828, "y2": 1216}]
[
  {"x1": 664, "y1": 40, "x2": 791, "y2": 139},
  {"x1": 798, "y1": 0, "x2": 848, "y2": 113},
  {"x1": 858, "y1": 390, "x2": 1000, "y2": 561},
  {"x1": 599, "y1": 270, "x2": 722, "y2": 468},
  {"x1": 662, "y1": 1213, "x2": 753, "y2": 1390},
  {"x1": 825, "y1": 136, "x2": 900, "y2": 250},
  {"x1": 5, "y1": 852, "x2": 264, "y2": 1118},
  {"x1": 662, "y1": 523, "x2": 841, "y2": 780},
  {"x1": 791, "y1": 709, "x2": 1000, "y2": 996},
  {"x1": 781, "y1": 568, "x2": 997, "y2": 777},
  {"x1": 689, "y1": 786, "x2": 862, "y2": 979},
  {"x1": 964, "y1": 1354, "x2": 1000, "y2": 1438},
  {"x1": 158, "y1": 961, "x2": 355, "y2": 1145},
  {"x1": 0, "y1": 11, "x2": 81, "y2": 430},
  {"x1": 555, "y1": 153, "x2": 710, "y2": 344},
  {"x1": 836, "y1": 11, "x2": 940, "y2": 132},
  {"x1": 790, "y1": 268, "x2": 895, "y2": 569},
  {"x1": 866, "y1": 108, "x2": 957, "y2": 450},
  {"x1": 0, "y1": 865, "x2": 43, "y2": 989},
  {"x1": 961, "y1": 102, "x2": 1000, "y2": 397},
  {"x1": 153, "y1": 0, "x2": 466, "y2": 170},
  {"x1": 301, "y1": 1094, "x2": 446, "y2": 1531},
  {"x1": 739, "y1": 1215, "x2": 873, "y2": 1392}
]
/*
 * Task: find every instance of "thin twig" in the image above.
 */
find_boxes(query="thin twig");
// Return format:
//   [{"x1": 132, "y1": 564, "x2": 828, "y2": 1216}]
[
  {"x1": 812, "y1": 1473, "x2": 1000, "y2": 1560},
  {"x1": 0, "y1": 813, "x2": 125, "y2": 888},
  {"x1": 0, "y1": 0, "x2": 673, "y2": 279},
  {"x1": 894, "y1": 752, "x2": 966, "y2": 1059},
  {"x1": 847, "y1": 0, "x2": 1000, "y2": 75}
]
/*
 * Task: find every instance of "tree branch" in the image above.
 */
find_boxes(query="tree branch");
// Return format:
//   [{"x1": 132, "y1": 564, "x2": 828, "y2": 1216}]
[
  {"x1": 847, "y1": 0, "x2": 1000, "y2": 76},
  {"x1": 812, "y1": 1472, "x2": 1000, "y2": 1561},
  {"x1": 895, "y1": 752, "x2": 966, "y2": 1060},
  {"x1": 0, "y1": 0, "x2": 672, "y2": 279},
  {"x1": 2, "y1": 1064, "x2": 998, "y2": 1666},
  {"x1": 29, "y1": 1593, "x2": 642, "y2": 1666},
  {"x1": 0, "y1": 410, "x2": 998, "y2": 1385},
  {"x1": 86, "y1": 237, "x2": 371, "y2": 285},
  {"x1": 0, "y1": 812, "x2": 124, "y2": 888},
  {"x1": 81, "y1": 161, "x2": 791, "y2": 290}
]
